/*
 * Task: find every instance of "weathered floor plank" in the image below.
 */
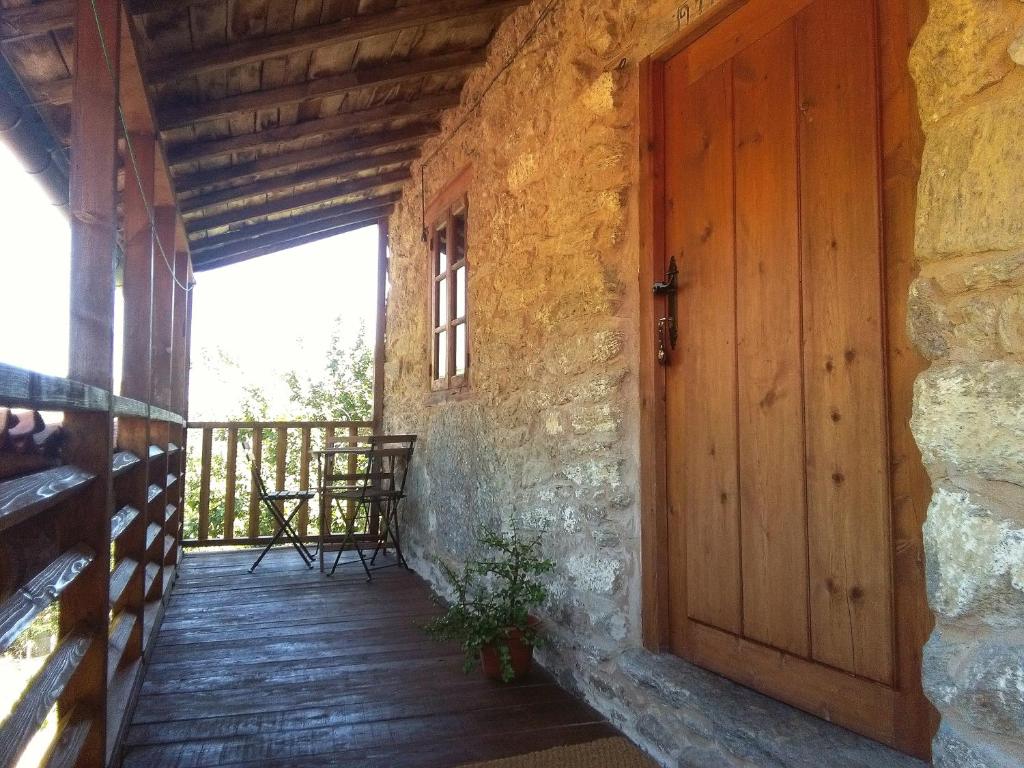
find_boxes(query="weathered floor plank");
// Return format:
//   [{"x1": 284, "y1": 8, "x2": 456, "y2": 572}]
[{"x1": 122, "y1": 548, "x2": 617, "y2": 768}]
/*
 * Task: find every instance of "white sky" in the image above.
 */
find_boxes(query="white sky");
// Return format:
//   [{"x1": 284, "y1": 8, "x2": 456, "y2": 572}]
[{"x1": 0, "y1": 140, "x2": 379, "y2": 417}]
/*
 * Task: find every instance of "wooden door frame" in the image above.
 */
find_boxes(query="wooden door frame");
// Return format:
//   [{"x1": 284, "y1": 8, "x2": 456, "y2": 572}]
[{"x1": 636, "y1": 0, "x2": 936, "y2": 757}]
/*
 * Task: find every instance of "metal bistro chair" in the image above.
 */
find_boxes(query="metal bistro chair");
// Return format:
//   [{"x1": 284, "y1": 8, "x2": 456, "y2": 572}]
[
  {"x1": 243, "y1": 438, "x2": 317, "y2": 573},
  {"x1": 319, "y1": 434, "x2": 416, "y2": 579},
  {"x1": 366, "y1": 434, "x2": 416, "y2": 572}
]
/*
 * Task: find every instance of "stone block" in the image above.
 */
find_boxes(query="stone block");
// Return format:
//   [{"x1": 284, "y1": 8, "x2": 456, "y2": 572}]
[
  {"x1": 912, "y1": 362, "x2": 1024, "y2": 486},
  {"x1": 915, "y1": 88, "x2": 1024, "y2": 259}
]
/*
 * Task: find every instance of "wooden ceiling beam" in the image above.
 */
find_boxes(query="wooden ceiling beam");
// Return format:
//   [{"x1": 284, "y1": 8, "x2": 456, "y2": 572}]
[
  {"x1": 159, "y1": 48, "x2": 485, "y2": 129},
  {"x1": 175, "y1": 123, "x2": 436, "y2": 192},
  {"x1": 0, "y1": 0, "x2": 72, "y2": 39},
  {"x1": 186, "y1": 168, "x2": 409, "y2": 232},
  {"x1": 145, "y1": 0, "x2": 527, "y2": 84},
  {"x1": 194, "y1": 218, "x2": 387, "y2": 272},
  {"x1": 165, "y1": 91, "x2": 459, "y2": 166},
  {"x1": 179, "y1": 147, "x2": 418, "y2": 214},
  {"x1": 190, "y1": 196, "x2": 398, "y2": 252},
  {"x1": 192, "y1": 205, "x2": 393, "y2": 261},
  {"x1": 125, "y1": 0, "x2": 218, "y2": 16},
  {"x1": 30, "y1": 76, "x2": 72, "y2": 106}
]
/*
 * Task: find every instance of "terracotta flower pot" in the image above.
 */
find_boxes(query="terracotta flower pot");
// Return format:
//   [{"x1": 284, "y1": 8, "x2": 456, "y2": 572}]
[{"x1": 479, "y1": 620, "x2": 538, "y2": 681}]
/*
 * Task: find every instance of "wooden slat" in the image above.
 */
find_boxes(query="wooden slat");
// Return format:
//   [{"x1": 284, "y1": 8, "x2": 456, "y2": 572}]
[
  {"x1": 166, "y1": 92, "x2": 460, "y2": 167},
  {"x1": 0, "y1": 363, "x2": 110, "y2": 413},
  {"x1": 180, "y1": 149, "x2": 418, "y2": 215},
  {"x1": 166, "y1": 473, "x2": 178, "y2": 488},
  {"x1": 112, "y1": 451, "x2": 141, "y2": 477},
  {"x1": 733, "y1": 21, "x2": 809, "y2": 656},
  {"x1": 0, "y1": 0, "x2": 73, "y2": 39},
  {"x1": 0, "y1": 631, "x2": 92, "y2": 768},
  {"x1": 111, "y1": 396, "x2": 150, "y2": 419},
  {"x1": 0, "y1": 547, "x2": 95, "y2": 652},
  {"x1": 224, "y1": 428, "x2": 237, "y2": 541},
  {"x1": 186, "y1": 169, "x2": 410, "y2": 232},
  {"x1": 147, "y1": 484, "x2": 162, "y2": 503},
  {"x1": 146, "y1": 0, "x2": 525, "y2": 83},
  {"x1": 248, "y1": 428, "x2": 262, "y2": 539},
  {"x1": 159, "y1": 49, "x2": 486, "y2": 129},
  {"x1": 146, "y1": 522, "x2": 162, "y2": 551},
  {"x1": 190, "y1": 201, "x2": 396, "y2": 255},
  {"x1": 110, "y1": 558, "x2": 139, "y2": 605},
  {"x1": 111, "y1": 505, "x2": 141, "y2": 542},
  {"x1": 665, "y1": 55, "x2": 742, "y2": 639},
  {"x1": 107, "y1": 611, "x2": 138, "y2": 682},
  {"x1": 167, "y1": 443, "x2": 180, "y2": 454},
  {"x1": 194, "y1": 219, "x2": 384, "y2": 271},
  {"x1": 0, "y1": 465, "x2": 95, "y2": 533},
  {"x1": 798, "y1": 0, "x2": 893, "y2": 683},
  {"x1": 148, "y1": 445, "x2": 164, "y2": 459},
  {"x1": 144, "y1": 563, "x2": 160, "y2": 598},
  {"x1": 42, "y1": 713, "x2": 91, "y2": 768},
  {"x1": 165, "y1": 504, "x2": 177, "y2": 524}
]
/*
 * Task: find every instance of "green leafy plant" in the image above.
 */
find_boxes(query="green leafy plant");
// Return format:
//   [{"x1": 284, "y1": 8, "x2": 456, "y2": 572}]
[{"x1": 424, "y1": 525, "x2": 554, "y2": 682}]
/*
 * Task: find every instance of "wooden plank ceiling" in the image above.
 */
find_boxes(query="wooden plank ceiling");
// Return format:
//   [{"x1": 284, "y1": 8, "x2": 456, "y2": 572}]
[{"x1": 0, "y1": 0, "x2": 523, "y2": 270}]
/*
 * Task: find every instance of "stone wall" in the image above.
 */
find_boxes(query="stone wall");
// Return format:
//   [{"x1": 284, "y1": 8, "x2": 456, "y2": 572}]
[
  {"x1": 908, "y1": 2, "x2": 1024, "y2": 766},
  {"x1": 381, "y1": 0, "x2": 1022, "y2": 765}
]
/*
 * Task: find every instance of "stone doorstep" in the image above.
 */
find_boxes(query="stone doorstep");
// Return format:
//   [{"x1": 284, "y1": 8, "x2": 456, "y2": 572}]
[{"x1": 581, "y1": 649, "x2": 929, "y2": 768}]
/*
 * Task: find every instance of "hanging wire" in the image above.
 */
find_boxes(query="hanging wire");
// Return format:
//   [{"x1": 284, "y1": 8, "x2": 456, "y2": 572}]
[
  {"x1": 420, "y1": 0, "x2": 560, "y2": 241},
  {"x1": 86, "y1": 0, "x2": 193, "y2": 293}
]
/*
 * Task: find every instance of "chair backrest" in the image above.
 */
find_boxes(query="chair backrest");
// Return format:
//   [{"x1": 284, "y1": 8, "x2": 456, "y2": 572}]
[
  {"x1": 366, "y1": 434, "x2": 416, "y2": 499},
  {"x1": 239, "y1": 435, "x2": 271, "y2": 500}
]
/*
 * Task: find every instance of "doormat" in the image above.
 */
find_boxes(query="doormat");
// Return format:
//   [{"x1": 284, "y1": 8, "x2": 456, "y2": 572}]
[{"x1": 456, "y1": 737, "x2": 658, "y2": 768}]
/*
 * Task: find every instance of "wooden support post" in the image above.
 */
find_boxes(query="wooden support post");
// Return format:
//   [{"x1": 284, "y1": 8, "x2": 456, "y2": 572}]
[
  {"x1": 151, "y1": 207, "x2": 176, "y2": 410},
  {"x1": 372, "y1": 219, "x2": 388, "y2": 432},
  {"x1": 116, "y1": 130, "x2": 155, "y2": 677},
  {"x1": 171, "y1": 246, "x2": 188, "y2": 415},
  {"x1": 62, "y1": 0, "x2": 120, "y2": 763},
  {"x1": 198, "y1": 428, "x2": 212, "y2": 542}
]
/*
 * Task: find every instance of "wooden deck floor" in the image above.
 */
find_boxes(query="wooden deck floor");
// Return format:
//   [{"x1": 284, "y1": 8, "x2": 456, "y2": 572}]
[{"x1": 121, "y1": 548, "x2": 617, "y2": 768}]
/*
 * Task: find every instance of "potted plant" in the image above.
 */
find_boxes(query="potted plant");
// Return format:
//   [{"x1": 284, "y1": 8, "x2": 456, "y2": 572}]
[{"x1": 424, "y1": 525, "x2": 554, "y2": 682}]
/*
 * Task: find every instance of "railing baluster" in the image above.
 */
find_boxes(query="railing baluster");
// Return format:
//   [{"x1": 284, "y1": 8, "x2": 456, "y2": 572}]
[
  {"x1": 324, "y1": 425, "x2": 336, "y2": 537},
  {"x1": 298, "y1": 427, "x2": 311, "y2": 536},
  {"x1": 224, "y1": 427, "x2": 237, "y2": 541},
  {"x1": 198, "y1": 428, "x2": 212, "y2": 542},
  {"x1": 248, "y1": 428, "x2": 263, "y2": 538},
  {"x1": 275, "y1": 426, "x2": 287, "y2": 522}
]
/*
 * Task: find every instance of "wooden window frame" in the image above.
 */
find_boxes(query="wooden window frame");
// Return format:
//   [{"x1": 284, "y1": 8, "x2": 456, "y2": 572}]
[{"x1": 426, "y1": 166, "x2": 472, "y2": 395}]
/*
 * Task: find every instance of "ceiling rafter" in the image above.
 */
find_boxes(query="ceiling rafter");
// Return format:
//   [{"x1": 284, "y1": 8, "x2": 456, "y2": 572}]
[
  {"x1": 186, "y1": 169, "x2": 410, "y2": 232},
  {"x1": 180, "y1": 148, "x2": 418, "y2": 214},
  {"x1": 0, "y1": 0, "x2": 72, "y2": 39},
  {"x1": 159, "y1": 48, "x2": 486, "y2": 129},
  {"x1": 175, "y1": 123, "x2": 437, "y2": 192},
  {"x1": 193, "y1": 207, "x2": 393, "y2": 264},
  {"x1": 145, "y1": 0, "x2": 527, "y2": 84},
  {"x1": 165, "y1": 91, "x2": 458, "y2": 167},
  {"x1": 190, "y1": 196, "x2": 399, "y2": 253}
]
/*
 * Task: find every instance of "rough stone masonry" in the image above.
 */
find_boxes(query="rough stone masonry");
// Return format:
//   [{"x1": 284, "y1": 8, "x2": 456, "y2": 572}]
[
  {"x1": 381, "y1": 0, "x2": 1024, "y2": 765},
  {"x1": 909, "y1": 0, "x2": 1024, "y2": 765}
]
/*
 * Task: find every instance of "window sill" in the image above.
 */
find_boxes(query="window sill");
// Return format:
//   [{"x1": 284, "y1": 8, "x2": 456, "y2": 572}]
[{"x1": 424, "y1": 385, "x2": 473, "y2": 406}]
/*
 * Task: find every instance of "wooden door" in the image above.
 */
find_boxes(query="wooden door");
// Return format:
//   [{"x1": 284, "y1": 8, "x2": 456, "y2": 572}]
[{"x1": 656, "y1": 0, "x2": 932, "y2": 754}]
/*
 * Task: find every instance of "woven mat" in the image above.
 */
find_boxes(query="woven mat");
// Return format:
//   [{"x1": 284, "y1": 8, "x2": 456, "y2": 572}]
[{"x1": 456, "y1": 737, "x2": 658, "y2": 768}]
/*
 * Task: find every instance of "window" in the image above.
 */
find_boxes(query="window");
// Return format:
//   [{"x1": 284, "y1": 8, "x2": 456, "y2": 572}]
[{"x1": 430, "y1": 196, "x2": 469, "y2": 391}]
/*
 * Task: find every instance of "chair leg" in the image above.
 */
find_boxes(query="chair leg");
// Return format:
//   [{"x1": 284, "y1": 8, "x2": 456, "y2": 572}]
[{"x1": 328, "y1": 503, "x2": 372, "y2": 581}]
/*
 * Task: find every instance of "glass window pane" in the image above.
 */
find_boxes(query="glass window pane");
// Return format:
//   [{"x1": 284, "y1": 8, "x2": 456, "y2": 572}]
[
  {"x1": 436, "y1": 278, "x2": 448, "y2": 326},
  {"x1": 455, "y1": 266, "x2": 466, "y2": 319},
  {"x1": 455, "y1": 323, "x2": 467, "y2": 376},
  {"x1": 436, "y1": 225, "x2": 448, "y2": 275},
  {"x1": 452, "y1": 209, "x2": 466, "y2": 263},
  {"x1": 436, "y1": 331, "x2": 447, "y2": 379}
]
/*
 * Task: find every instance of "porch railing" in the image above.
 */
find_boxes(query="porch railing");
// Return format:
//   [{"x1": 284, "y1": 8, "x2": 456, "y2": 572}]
[
  {"x1": 183, "y1": 420, "x2": 374, "y2": 547},
  {"x1": 0, "y1": 363, "x2": 187, "y2": 767}
]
